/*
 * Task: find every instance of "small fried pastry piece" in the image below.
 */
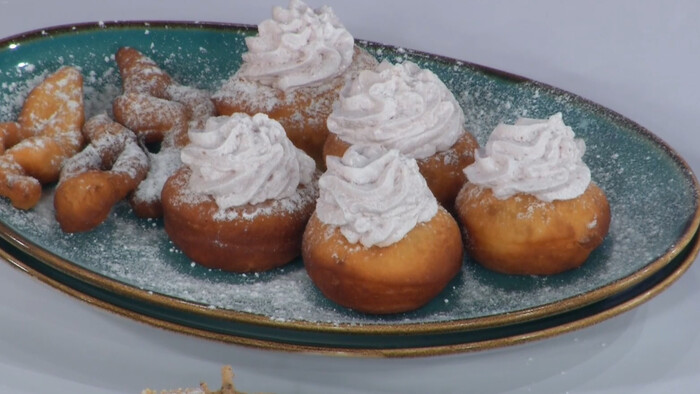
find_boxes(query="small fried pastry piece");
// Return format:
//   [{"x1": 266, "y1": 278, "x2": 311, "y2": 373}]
[
  {"x1": 126, "y1": 105, "x2": 190, "y2": 218},
  {"x1": 165, "y1": 84, "x2": 216, "y2": 130},
  {"x1": 0, "y1": 66, "x2": 85, "y2": 209},
  {"x1": 54, "y1": 114, "x2": 149, "y2": 232},
  {"x1": 113, "y1": 46, "x2": 215, "y2": 143},
  {"x1": 17, "y1": 67, "x2": 84, "y2": 139},
  {"x1": 112, "y1": 46, "x2": 215, "y2": 217},
  {"x1": 129, "y1": 142, "x2": 182, "y2": 218},
  {"x1": 113, "y1": 92, "x2": 189, "y2": 144},
  {"x1": 0, "y1": 159, "x2": 41, "y2": 210},
  {"x1": 0, "y1": 121, "x2": 33, "y2": 154},
  {"x1": 115, "y1": 46, "x2": 172, "y2": 98},
  {"x1": 456, "y1": 113, "x2": 611, "y2": 275}
]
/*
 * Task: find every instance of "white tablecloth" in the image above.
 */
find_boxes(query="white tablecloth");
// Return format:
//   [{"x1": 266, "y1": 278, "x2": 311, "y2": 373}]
[{"x1": 0, "y1": 1, "x2": 698, "y2": 393}]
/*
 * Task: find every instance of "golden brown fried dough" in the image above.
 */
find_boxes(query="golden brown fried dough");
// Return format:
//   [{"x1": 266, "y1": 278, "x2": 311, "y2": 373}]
[
  {"x1": 0, "y1": 121, "x2": 33, "y2": 154},
  {"x1": 112, "y1": 47, "x2": 215, "y2": 218},
  {"x1": 302, "y1": 208, "x2": 463, "y2": 314},
  {"x1": 113, "y1": 92, "x2": 188, "y2": 144},
  {"x1": 455, "y1": 182, "x2": 611, "y2": 275},
  {"x1": 162, "y1": 167, "x2": 317, "y2": 272},
  {"x1": 54, "y1": 115, "x2": 149, "y2": 232},
  {"x1": 0, "y1": 66, "x2": 85, "y2": 209},
  {"x1": 115, "y1": 46, "x2": 172, "y2": 98}
]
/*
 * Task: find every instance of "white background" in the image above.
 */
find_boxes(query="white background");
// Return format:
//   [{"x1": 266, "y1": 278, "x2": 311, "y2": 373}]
[{"x1": 0, "y1": 1, "x2": 699, "y2": 393}]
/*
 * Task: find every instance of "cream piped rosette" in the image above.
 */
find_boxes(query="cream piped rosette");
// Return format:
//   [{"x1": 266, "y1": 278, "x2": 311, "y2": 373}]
[
  {"x1": 180, "y1": 113, "x2": 316, "y2": 209},
  {"x1": 238, "y1": 0, "x2": 355, "y2": 90},
  {"x1": 465, "y1": 112, "x2": 591, "y2": 202},
  {"x1": 316, "y1": 144, "x2": 438, "y2": 248},
  {"x1": 326, "y1": 60, "x2": 465, "y2": 159}
]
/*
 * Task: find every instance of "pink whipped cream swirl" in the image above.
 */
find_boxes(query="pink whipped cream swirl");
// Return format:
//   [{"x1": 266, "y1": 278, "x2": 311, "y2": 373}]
[
  {"x1": 181, "y1": 113, "x2": 316, "y2": 209},
  {"x1": 238, "y1": 0, "x2": 355, "y2": 90},
  {"x1": 316, "y1": 144, "x2": 438, "y2": 247},
  {"x1": 465, "y1": 112, "x2": 591, "y2": 202}
]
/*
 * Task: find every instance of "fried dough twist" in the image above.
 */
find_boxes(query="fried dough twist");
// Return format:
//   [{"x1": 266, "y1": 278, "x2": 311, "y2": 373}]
[
  {"x1": 112, "y1": 46, "x2": 214, "y2": 144},
  {"x1": 0, "y1": 66, "x2": 85, "y2": 209},
  {"x1": 54, "y1": 114, "x2": 149, "y2": 232},
  {"x1": 112, "y1": 47, "x2": 215, "y2": 218}
]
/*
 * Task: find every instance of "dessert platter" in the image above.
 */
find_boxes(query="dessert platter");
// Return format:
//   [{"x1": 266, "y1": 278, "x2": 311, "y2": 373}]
[{"x1": 0, "y1": 1, "x2": 698, "y2": 357}]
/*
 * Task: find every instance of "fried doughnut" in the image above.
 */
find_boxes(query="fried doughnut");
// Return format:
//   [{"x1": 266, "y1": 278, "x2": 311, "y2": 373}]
[
  {"x1": 0, "y1": 66, "x2": 85, "y2": 209},
  {"x1": 456, "y1": 113, "x2": 611, "y2": 275},
  {"x1": 112, "y1": 47, "x2": 215, "y2": 218},
  {"x1": 214, "y1": 46, "x2": 377, "y2": 169},
  {"x1": 54, "y1": 114, "x2": 149, "y2": 232},
  {"x1": 211, "y1": 1, "x2": 379, "y2": 168},
  {"x1": 304, "y1": 209, "x2": 463, "y2": 314},
  {"x1": 302, "y1": 145, "x2": 463, "y2": 314},
  {"x1": 456, "y1": 183, "x2": 611, "y2": 275},
  {"x1": 322, "y1": 60, "x2": 479, "y2": 210},
  {"x1": 163, "y1": 167, "x2": 318, "y2": 272},
  {"x1": 162, "y1": 113, "x2": 319, "y2": 272}
]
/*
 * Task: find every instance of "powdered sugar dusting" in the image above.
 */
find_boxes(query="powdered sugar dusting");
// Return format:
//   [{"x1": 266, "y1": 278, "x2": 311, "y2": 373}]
[
  {"x1": 211, "y1": 46, "x2": 378, "y2": 132},
  {"x1": 0, "y1": 70, "x2": 50, "y2": 121},
  {"x1": 167, "y1": 165, "x2": 319, "y2": 223},
  {"x1": 131, "y1": 147, "x2": 181, "y2": 205}
]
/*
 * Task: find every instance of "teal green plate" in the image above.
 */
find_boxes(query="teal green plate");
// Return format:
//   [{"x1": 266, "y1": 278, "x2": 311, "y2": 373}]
[{"x1": 0, "y1": 22, "x2": 698, "y2": 356}]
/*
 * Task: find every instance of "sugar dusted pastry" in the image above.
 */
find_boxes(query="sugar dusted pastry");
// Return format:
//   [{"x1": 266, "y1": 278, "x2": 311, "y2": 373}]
[
  {"x1": 0, "y1": 66, "x2": 85, "y2": 209},
  {"x1": 302, "y1": 145, "x2": 463, "y2": 314},
  {"x1": 113, "y1": 47, "x2": 215, "y2": 144},
  {"x1": 212, "y1": 0, "x2": 378, "y2": 167},
  {"x1": 54, "y1": 114, "x2": 149, "y2": 233},
  {"x1": 112, "y1": 47, "x2": 216, "y2": 218},
  {"x1": 323, "y1": 60, "x2": 479, "y2": 209},
  {"x1": 455, "y1": 113, "x2": 611, "y2": 275},
  {"x1": 162, "y1": 113, "x2": 318, "y2": 272}
]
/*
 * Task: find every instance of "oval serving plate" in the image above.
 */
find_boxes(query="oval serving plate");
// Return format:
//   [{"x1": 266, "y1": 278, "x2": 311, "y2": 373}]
[{"x1": 0, "y1": 22, "x2": 698, "y2": 356}]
